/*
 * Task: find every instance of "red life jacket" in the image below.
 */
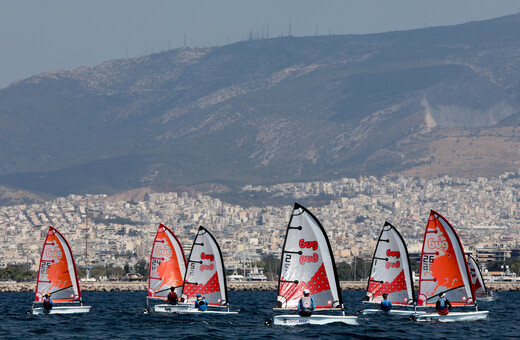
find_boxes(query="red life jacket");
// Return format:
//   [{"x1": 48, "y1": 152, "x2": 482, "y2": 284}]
[
  {"x1": 167, "y1": 292, "x2": 178, "y2": 304},
  {"x1": 437, "y1": 307, "x2": 449, "y2": 315},
  {"x1": 43, "y1": 298, "x2": 53, "y2": 310}
]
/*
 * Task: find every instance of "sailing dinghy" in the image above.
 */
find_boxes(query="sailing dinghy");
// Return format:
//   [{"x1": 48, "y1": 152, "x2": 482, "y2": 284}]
[
  {"x1": 272, "y1": 203, "x2": 358, "y2": 326},
  {"x1": 145, "y1": 224, "x2": 188, "y2": 314},
  {"x1": 31, "y1": 227, "x2": 90, "y2": 315},
  {"x1": 156, "y1": 226, "x2": 237, "y2": 314},
  {"x1": 467, "y1": 254, "x2": 494, "y2": 302},
  {"x1": 413, "y1": 210, "x2": 488, "y2": 322},
  {"x1": 362, "y1": 221, "x2": 419, "y2": 316}
]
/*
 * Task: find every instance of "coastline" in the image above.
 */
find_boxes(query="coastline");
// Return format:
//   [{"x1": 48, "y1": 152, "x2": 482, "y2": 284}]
[{"x1": 1, "y1": 281, "x2": 519, "y2": 293}]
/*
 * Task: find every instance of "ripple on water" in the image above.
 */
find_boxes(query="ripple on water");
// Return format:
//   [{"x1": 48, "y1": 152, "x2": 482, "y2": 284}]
[{"x1": 0, "y1": 291, "x2": 518, "y2": 339}]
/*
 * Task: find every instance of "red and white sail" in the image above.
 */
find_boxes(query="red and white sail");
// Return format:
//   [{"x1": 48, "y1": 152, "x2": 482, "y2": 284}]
[
  {"x1": 467, "y1": 255, "x2": 487, "y2": 297},
  {"x1": 148, "y1": 224, "x2": 187, "y2": 300},
  {"x1": 35, "y1": 227, "x2": 81, "y2": 303},
  {"x1": 418, "y1": 210, "x2": 475, "y2": 306},
  {"x1": 276, "y1": 203, "x2": 342, "y2": 310},
  {"x1": 366, "y1": 221, "x2": 414, "y2": 305},
  {"x1": 181, "y1": 226, "x2": 228, "y2": 306}
]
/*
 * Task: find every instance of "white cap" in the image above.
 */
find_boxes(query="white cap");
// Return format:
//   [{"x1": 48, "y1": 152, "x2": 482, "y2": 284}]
[
  {"x1": 303, "y1": 289, "x2": 310, "y2": 295},
  {"x1": 440, "y1": 292, "x2": 445, "y2": 298}
]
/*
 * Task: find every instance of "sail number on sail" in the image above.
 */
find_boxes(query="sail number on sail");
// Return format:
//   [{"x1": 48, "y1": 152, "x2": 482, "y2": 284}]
[
  {"x1": 40, "y1": 261, "x2": 52, "y2": 276},
  {"x1": 422, "y1": 255, "x2": 434, "y2": 271},
  {"x1": 150, "y1": 258, "x2": 161, "y2": 275}
]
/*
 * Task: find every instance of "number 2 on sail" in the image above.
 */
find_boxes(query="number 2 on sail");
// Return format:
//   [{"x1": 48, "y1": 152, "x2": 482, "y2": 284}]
[{"x1": 422, "y1": 255, "x2": 434, "y2": 271}]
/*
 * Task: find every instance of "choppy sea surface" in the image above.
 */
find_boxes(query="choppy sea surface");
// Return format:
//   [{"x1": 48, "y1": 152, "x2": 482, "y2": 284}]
[{"x1": 0, "y1": 290, "x2": 517, "y2": 339}]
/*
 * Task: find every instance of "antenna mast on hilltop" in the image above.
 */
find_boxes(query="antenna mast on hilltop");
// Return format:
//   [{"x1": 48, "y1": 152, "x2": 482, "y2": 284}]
[{"x1": 84, "y1": 198, "x2": 89, "y2": 281}]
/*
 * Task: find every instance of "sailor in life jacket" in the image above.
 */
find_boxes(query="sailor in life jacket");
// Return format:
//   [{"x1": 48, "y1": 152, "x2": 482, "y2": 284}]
[
  {"x1": 195, "y1": 294, "x2": 208, "y2": 311},
  {"x1": 380, "y1": 293, "x2": 392, "y2": 312},
  {"x1": 435, "y1": 292, "x2": 452, "y2": 315},
  {"x1": 167, "y1": 287, "x2": 179, "y2": 305},
  {"x1": 43, "y1": 293, "x2": 53, "y2": 312},
  {"x1": 298, "y1": 289, "x2": 315, "y2": 317}
]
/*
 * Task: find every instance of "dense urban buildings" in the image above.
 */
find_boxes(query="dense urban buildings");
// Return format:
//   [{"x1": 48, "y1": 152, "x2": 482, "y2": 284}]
[{"x1": 1, "y1": 171, "x2": 519, "y2": 275}]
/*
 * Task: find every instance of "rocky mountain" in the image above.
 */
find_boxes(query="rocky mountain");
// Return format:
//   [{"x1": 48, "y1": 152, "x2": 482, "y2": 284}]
[{"x1": 1, "y1": 13, "x2": 520, "y2": 200}]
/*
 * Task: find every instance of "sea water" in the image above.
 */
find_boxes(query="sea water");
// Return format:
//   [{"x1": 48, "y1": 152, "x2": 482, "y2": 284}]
[{"x1": 0, "y1": 290, "x2": 517, "y2": 339}]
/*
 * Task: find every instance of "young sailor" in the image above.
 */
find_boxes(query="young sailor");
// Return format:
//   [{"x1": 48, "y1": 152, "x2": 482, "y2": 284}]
[
  {"x1": 435, "y1": 292, "x2": 452, "y2": 315},
  {"x1": 195, "y1": 294, "x2": 208, "y2": 311},
  {"x1": 298, "y1": 289, "x2": 315, "y2": 317},
  {"x1": 380, "y1": 293, "x2": 392, "y2": 312},
  {"x1": 167, "y1": 287, "x2": 179, "y2": 305},
  {"x1": 43, "y1": 293, "x2": 53, "y2": 312}
]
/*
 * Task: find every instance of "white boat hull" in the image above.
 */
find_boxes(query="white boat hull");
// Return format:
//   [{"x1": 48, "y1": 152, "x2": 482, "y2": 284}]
[
  {"x1": 153, "y1": 303, "x2": 191, "y2": 313},
  {"x1": 362, "y1": 309, "x2": 425, "y2": 316},
  {"x1": 32, "y1": 305, "x2": 91, "y2": 315},
  {"x1": 413, "y1": 311, "x2": 489, "y2": 322},
  {"x1": 477, "y1": 296, "x2": 495, "y2": 302},
  {"x1": 153, "y1": 304, "x2": 237, "y2": 315},
  {"x1": 273, "y1": 314, "x2": 358, "y2": 326}
]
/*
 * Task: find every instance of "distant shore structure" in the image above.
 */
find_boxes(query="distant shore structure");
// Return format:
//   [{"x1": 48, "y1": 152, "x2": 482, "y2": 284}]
[{"x1": 2, "y1": 281, "x2": 520, "y2": 293}]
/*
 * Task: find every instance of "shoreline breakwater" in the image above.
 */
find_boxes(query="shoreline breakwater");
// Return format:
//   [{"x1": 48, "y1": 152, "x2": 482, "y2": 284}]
[{"x1": 1, "y1": 281, "x2": 519, "y2": 293}]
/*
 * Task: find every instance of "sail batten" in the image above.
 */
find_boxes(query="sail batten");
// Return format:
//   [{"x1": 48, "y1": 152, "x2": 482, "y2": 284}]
[
  {"x1": 276, "y1": 203, "x2": 342, "y2": 310},
  {"x1": 365, "y1": 222, "x2": 414, "y2": 305},
  {"x1": 418, "y1": 210, "x2": 475, "y2": 307},
  {"x1": 35, "y1": 227, "x2": 81, "y2": 303},
  {"x1": 147, "y1": 224, "x2": 187, "y2": 300}
]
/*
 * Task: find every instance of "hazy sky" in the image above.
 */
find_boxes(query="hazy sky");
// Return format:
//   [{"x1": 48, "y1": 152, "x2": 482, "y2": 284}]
[{"x1": 1, "y1": 0, "x2": 520, "y2": 89}]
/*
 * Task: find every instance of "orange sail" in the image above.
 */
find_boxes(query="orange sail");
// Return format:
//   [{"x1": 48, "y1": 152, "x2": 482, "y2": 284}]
[
  {"x1": 35, "y1": 227, "x2": 81, "y2": 303},
  {"x1": 147, "y1": 224, "x2": 187, "y2": 300},
  {"x1": 418, "y1": 210, "x2": 475, "y2": 307}
]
